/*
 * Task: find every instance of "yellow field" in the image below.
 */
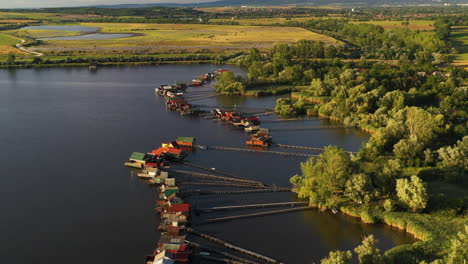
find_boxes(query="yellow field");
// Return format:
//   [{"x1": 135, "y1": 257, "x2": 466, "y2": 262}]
[
  {"x1": 0, "y1": 12, "x2": 101, "y2": 22},
  {"x1": 196, "y1": 6, "x2": 344, "y2": 13},
  {"x1": 8, "y1": 29, "x2": 80, "y2": 39},
  {"x1": 0, "y1": 19, "x2": 37, "y2": 24},
  {"x1": 0, "y1": 34, "x2": 24, "y2": 54},
  {"x1": 25, "y1": 23, "x2": 341, "y2": 54},
  {"x1": 210, "y1": 16, "x2": 335, "y2": 26},
  {"x1": 450, "y1": 26, "x2": 468, "y2": 67},
  {"x1": 352, "y1": 20, "x2": 435, "y2": 30}
]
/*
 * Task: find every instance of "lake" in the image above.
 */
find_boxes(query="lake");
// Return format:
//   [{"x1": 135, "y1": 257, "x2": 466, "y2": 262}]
[
  {"x1": 20, "y1": 25, "x2": 134, "y2": 40},
  {"x1": 0, "y1": 65, "x2": 416, "y2": 264}
]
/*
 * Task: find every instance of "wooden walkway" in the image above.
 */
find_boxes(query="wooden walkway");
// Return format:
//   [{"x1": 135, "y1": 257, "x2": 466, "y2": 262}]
[
  {"x1": 189, "y1": 241, "x2": 260, "y2": 264},
  {"x1": 206, "y1": 146, "x2": 317, "y2": 158},
  {"x1": 201, "y1": 206, "x2": 313, "y2": 224},
  {"x1": 191, "y1": 104, "x2": 272, "y2": 111},
  {"x1": 187, "y1": 228, "x2": 283, "y2": 264},
  {"x1": 185, "y1": 94, "x2": 218, "y2": 101},
  {"x1": 197, "y1": 202, "x2": 309, "y2": 212},
  {"x1": 179, "y1": 188, "x2": 292, "y2": 197},
  {"x1": 182, "y1": 161, "x2": 258, "y2": 183},
  {"x1": 276, "y1": 144, "x2": 357, "y2": 154},
  {"x1": 269, "y1": 126, "x2": 350, "y2": 131},
  {"x1": 179, "y1": 181, "x2": 270, "y2": 189},
  {"x1": 173, "y1": 169, "x2": 265, "y2": 186}
]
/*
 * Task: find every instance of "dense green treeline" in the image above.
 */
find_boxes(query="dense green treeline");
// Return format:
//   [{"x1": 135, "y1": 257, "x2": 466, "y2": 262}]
[
  {"x1": 282, "y1": 18, "x2": 453, "y2": 61},
  {"x1": 232, "y1": 43, "x2": 467, "y2": 263},
  {"x1": 0, "y1": 53, "x2": 237, "y2": 68},
  {"x1": 0, "y1": 7, "x2": 204, "y2": 18}
]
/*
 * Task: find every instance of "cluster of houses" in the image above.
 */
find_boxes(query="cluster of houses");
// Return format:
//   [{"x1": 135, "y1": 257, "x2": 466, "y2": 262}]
[
  {"x1": 124, "y1": 137, "x2": 196, "y2": 172},
  {"x1": 124, "y1": 138, "x2": 195, "y2": 263},
  {"x1": 149, "y1": 176, "x2": 191, "y2": 263},
  {"x1": 155, "y1": 69, "x2": 231, "y2": 116},
  {"x1": 211, "y1": 109, "x2": 273, "y2": 147}
]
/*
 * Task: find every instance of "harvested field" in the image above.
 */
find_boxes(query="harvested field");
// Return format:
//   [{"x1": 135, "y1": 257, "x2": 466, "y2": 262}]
[
  {"x1": 0, "y1": 34, "x2": 24, "y2": 54},
  {"x1": 450, "y1": 26, "x2": 468, "y2": 68},
  {"x1": 352, "y1": 20, "x2": 434, "y2": 30},
  {"x1": 25, "y1": 22, "x2": 342, "y2": 54}
]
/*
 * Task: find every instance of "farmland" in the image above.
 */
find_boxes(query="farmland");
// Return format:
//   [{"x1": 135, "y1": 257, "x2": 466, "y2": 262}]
[
  {"x1": 22, "y1": 23, "x2": 342, "y2": 55},
  {"x1": 451, "y1": 26, "x2": 468, "y2": 67},
  {"x1": 352, "y1": 20, "x2": 435, "y2": 30},
  {"x1": 210, "y1": 16, "x2": 339, "y2": 26},
  {"x1": 8, "y1": 28, "x2": 80, "y2": 39},
  {"x1": 0, "y1": 34, "x2": 24, "y2": 54},
  {"x1": 0, "y1": 11, "x2": 101, "y2": 22}
]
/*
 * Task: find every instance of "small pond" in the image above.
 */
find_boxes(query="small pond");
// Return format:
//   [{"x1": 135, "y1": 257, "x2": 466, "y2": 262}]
[
  {"x1": 20, "y1": 25, "x2": 135, "y2": 40},
  {"x1": 21, "y1": 25, "x2": 100, "y2": 32}
]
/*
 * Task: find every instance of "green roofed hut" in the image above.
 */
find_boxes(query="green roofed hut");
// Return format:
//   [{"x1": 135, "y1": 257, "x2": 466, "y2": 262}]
[
  {"x1": 124, "y1": 152, "x2": 146, "y2": 169},
  {"x1": 175, "y1": 137, "x2": 196, "y2": 148}
]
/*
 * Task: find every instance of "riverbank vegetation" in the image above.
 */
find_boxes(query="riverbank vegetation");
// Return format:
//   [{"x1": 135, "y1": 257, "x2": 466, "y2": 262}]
[
  {"x1": 230, "y1": 19, "x2": 467, "y2": 261},
  {"x1": 9, "y1": 22, "x2": 339, "y2": 55},
  {"x1": 0, "y1": 5, "x2": 467, "y2": 262}
]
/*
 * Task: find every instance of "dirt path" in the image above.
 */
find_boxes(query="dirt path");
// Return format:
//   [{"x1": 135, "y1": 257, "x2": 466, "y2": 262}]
[{"x1": 10, "y1": 36, "x2": 43, "y2": 56}]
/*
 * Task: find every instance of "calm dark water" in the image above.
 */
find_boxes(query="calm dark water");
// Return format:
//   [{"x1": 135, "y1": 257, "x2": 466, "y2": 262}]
[
  {"x1": 39, "y1": 33, "x2": 135, "y2": 41},
  {"x1": 0, "y1": 65, "x2": 415, "y2": 264},
  {"x1": 21, "y1": 25, "x2": 100, "y2": 32},
  {"x1": 21, "y1": 25, "x2": 133, "y2": 40}
]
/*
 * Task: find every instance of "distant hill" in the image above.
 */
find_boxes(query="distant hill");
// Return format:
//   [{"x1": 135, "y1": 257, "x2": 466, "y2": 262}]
[{"x1": 93, "y1": 0, "x2": 467, "y2": 8}]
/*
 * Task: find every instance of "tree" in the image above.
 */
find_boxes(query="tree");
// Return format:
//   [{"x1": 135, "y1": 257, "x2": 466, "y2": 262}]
[
  {"x1": 396, "y1": 175, "x2": 428, "y2": 212},
  {"x1": 405, "y1": 107, "x2": 439, "y2": 144},
  {"x1": 446, "y1": 225, "x2": 468, "y2": 264},
  {"x1": 438, "y1": 136, "x2": 468, "y2": 169},
  {"x1": 345, "y1": 173, "x2": 372, "y2": 204},
  {"x1": 274, "y1": 98, "x2": 296, "y2": 117},
  {"x1": 393, "y1": 137, "x2": 424, "y2": 163},
  {"x1": 6, "y1": 53, "x2": 15, "y2": 64},
  {"x1": 354, "y1": 235, "x2": 384, "y2": 264},
  {"x1": 215, "y1": 71, "x2": 245, "y2": 95},
  {"x1": 310, "y1": 78, "x2": 328, "y2": 96},
  {"x1": 293, "y1": 146, "x2": 353, "y2": 206},
  {"x1": 321, "y1": 250, "x2": 352, "y2": 264}
]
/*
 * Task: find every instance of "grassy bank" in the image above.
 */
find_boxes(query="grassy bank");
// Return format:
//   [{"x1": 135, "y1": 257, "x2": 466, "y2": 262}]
[
  {"x1": 244, "y1": 85, "x2": 307, "y2": 96},
  {"x1": 340, "y1": 203, "x2": 467, "y2": 262},
  {"x1": 12, "y1": 22, "x2": 341, "y2": 56}
]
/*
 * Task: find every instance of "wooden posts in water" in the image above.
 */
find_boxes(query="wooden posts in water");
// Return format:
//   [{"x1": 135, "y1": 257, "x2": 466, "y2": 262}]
[
  {"x1": 205, "y1": 145, "x2": 317, "y2": 158},
  {"x1": 179, "y1": 188, "x2": 292, "y2": 197},
  {"x1": 189, "y1": 241, "x2": 260, "y2": 264},
  {"x1": 197, "y1": 201, "x2": 309, "y2": 213},
  {"x1": 178, "y1": 181, "x2": 270, "y2": 189},
  {"x1": 201, "y1": 206, "x2": 313, "y2": 224},
  {"x1": 187, "y1": 228, "x2": 284, "y2": 264},
  {"x1": 275, "y1": 144, "x2": 357, "y2": 154},
  {"x1": 181, "y1": 161, "x2": 259, "y2": 183},
  {"x1": 269, "y1": 126, "x2": 349, "y2": 131},
  {"x1": 172, "y1": 169, "x2": 265, "y2": 186}
]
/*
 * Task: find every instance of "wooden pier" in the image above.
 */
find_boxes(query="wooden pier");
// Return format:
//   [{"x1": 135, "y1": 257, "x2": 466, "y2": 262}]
[
  {"x1": 187, "y1": 228, "x2": 283, "y2": 264},
  {"x1": 201, "y1": 206, "x2": 313, "y2": 224},
  {"x1": 189, "y1": 241, "x2": 260, "y2": 264},
  {"x1": 191, "y1": 104, "x2": 272, "y2": 111},
  {"x1": 269, "y1": 126, "x2": 350, "y2": 131},
  {"x1": 205, "y1": 145, "x2": 318, "y2": 158},
  {"x1": 185, "y1": 94, "x2": 218, "y2": 101},
  {"x1": 197, "y1": 201, "x2": 309, "y2": 212},
  {"x1": 179, "y1": 181, "x2": 270, "y2": 189},
  {"x1": 182, "y1": 161, "x2": 261, "y2": 184},
  {"x1": 276, "y1": 144, "x2": 357, "y2": 154},
  {"x1": 179, "y1": 188, "x2": 292, "y2": 197},
  {"x1": 172, "y1": 169, "x2": 265, "y2": 186},
  {"x1": 198, "y1": 255, "x2": 245, "y2": 264}
]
